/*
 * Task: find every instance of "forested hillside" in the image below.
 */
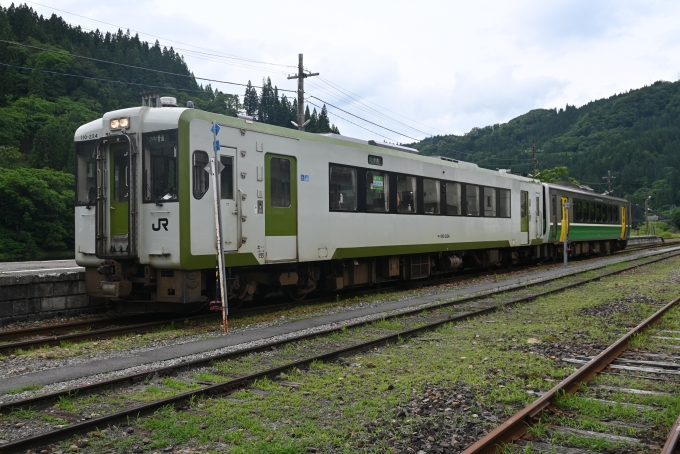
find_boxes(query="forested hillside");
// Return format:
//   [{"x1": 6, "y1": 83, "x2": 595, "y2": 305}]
[
  {"x1": 0, "y1": 4, "x2": 336, "y2": 258},
  {"x1": 413, "y1": 81, "x2": 680, "y2": 215}
]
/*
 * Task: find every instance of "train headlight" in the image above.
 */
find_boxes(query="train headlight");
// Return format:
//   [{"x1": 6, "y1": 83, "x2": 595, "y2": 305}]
[
  {"x1": 110, "y1": 119, "x2": 120, "y2": 129},
  {"x1": 119, "y1": 117, "x2": 129, "y2": 129}
]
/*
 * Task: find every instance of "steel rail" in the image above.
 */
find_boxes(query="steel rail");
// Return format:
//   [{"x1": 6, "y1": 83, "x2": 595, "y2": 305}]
[
  {"x1": 0, "y1": 242, "x2": 672, "y2": 354},
  {"x1": 1, "y1": 249, "x2": 678, "y2": 417},
  {"x1": 0, "y1": 251, "x2": 679, "y2": 453},
  {"x1": 462, "y1": 294, "x2": 680, "y2": 454},
  {"x1": 661, "y1": 413, "x2": 680, "y2": 454}
]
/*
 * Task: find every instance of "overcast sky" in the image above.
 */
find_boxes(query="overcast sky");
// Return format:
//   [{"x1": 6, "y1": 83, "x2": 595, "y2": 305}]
[{"x1": 22, "y1": 0, "x2": 680, "y2": 142}]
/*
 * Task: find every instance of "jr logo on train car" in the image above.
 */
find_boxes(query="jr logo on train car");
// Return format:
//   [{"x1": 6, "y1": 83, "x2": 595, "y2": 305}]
[{"x1": 152, "y1": 218, "x2": 169, "y2": 231}]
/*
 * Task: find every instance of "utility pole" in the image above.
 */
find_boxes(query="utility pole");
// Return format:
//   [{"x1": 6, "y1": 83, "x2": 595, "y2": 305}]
[
  {"x1": 602, "y1": 170, "x2": 615, "y2": 194},
  {"x1": 524, "y1": 141, "x2": 543, "y2": 178},
  {"x1": 287, "y1": 54, "x2": 319, "y2": 131}
]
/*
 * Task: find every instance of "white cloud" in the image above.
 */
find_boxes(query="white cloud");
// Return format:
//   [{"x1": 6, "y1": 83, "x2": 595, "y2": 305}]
[{"x1": 22, "y1": 0, "x2": 680, "y2": 141}]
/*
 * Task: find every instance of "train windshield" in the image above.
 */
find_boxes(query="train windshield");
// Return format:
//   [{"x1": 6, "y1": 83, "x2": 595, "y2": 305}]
[{"x1": 143, "y1": 130, "x2": 178, "y2": 202}]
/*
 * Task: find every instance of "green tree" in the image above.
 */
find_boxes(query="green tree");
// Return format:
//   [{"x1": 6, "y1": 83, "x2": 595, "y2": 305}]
[
  {"x1": 28, "y1": 119, "x2": 74, "y2": 172},
  {"x1": 0, "y1": 146, "x2": 26, "y2": 168},
  {"x1": 535, "y1": 166, "x2": 579, "y2": 184},
  {"x1": 672, "y1": 208, "x2": 680, "y2": 230}
]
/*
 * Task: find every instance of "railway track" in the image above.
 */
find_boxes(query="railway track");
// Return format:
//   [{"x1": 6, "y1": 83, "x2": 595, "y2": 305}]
[
  {"x1": 0, "y1": 247, "x2": 678, "y2": 452},
  {"x1": 0, "y1": 241, "x2": 674, "y2": 356},
  {"x1": 463, "y1": 297, "x2": 680, "y2": 453}
]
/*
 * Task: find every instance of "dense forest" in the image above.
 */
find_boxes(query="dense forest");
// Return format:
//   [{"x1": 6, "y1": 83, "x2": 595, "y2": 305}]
[
  {"x1": 412, "y1": 81, "x2": 680, "y2": 218},
  {"x1": 0, "y1": 4, "x2": 337, "y2": 258}
]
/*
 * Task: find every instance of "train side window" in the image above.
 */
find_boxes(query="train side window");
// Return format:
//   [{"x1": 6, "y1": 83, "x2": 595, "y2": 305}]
[
  {"x1": 366, "y1": 171, "x2": 389, "y2": 212},
  {"x1": 466, "y1": 184, "x2": 480, "y2": 216},
  {"x1": 397, "y1": 175, "x2": 417, "y2": 213},
  {"x1": 589, "y1": 203, "x2": 595, "y2": 223},
  {"x1": 220, "y1": 156, "x2": 234, "y2": 200},
  {"x1": 552, "y1": 195, "x2": 557, "y2": 221},
  {"x1": 423, "y1": 179, "x2": 440, "y2": 214},
  {"x1": 614, "y1": 206, "x2": 619, "y2": 223},
  {"x1": 144, "y1": 130, "x2": 178, "y2": 202},
  {"x1": 483, "y1": 187, "x2": 497, "y2": 217},
  {"x1": 574, "y1": 201, "x2": 582, "y2": 222},
  {"x1": 329, "y1": 165, "x2": 357, "y2": 211},
  {"x1": 499, "y1": 189, "x2": 511, "y2": 218},
  {"x1": 271, "y1": 157, "x2": 291, "y2": 208},
  {"x1": 446, "y1": 182, "x2": 461, "y2": 215},
  {"x1": 602, "y1": 205, "x2": 608, "y2": 223},
  {"x1": 595, "y1": 204, "x2": 601, "y2": 223},
  {"x1": 192, "y1": 151, "x2": 210, "y2": 199}
]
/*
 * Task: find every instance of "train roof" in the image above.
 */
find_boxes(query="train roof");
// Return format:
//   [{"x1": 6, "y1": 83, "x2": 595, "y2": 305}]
[
  {"x1": 546, "y1": 181, "x2": 628, "y2": 203},
  {"x1": 76, "y1": 106, "x2": 539, "y2": 184}
]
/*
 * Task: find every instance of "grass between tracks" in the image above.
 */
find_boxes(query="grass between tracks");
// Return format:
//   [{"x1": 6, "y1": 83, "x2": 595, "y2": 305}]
[{"x1": 27, "y1": 255, "x2": 679, "y2": 453}]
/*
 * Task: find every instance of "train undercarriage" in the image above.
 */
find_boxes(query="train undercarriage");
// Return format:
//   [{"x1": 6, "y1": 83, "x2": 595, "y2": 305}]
[{"x1": 86, "y1": 239, "x2": 628, "y2": 313}]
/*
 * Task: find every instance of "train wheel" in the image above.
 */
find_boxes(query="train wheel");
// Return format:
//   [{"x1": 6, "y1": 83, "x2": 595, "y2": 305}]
[{"x1": 284, "y1": 287, "x2": 308, "y2": 302}]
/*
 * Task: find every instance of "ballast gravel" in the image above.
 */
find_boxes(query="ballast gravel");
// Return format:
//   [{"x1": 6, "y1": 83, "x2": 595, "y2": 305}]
[{"x1": 0, "y1": 248, "x2": 676, "y2": 403}]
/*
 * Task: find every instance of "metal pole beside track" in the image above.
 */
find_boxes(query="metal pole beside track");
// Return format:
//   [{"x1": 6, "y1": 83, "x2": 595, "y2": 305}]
[{"x1": 211, "y1": 121, "x2": 228, "y2": 333}]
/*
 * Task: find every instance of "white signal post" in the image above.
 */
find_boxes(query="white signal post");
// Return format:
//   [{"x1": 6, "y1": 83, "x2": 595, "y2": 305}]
[{"x1": 210, "y1": 121, "x2": 228, "y2": 333}]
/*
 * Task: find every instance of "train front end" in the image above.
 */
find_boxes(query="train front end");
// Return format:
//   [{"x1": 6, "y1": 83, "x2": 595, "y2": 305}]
[{"x1": 74, "y1": 100, "x2": 201, "y2": 312}]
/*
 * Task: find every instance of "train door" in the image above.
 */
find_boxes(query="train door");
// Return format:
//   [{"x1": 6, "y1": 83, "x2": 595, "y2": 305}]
[
  {"x1": 218, "y1": 147, "x2": 239, "y2": 252},
  {"x1": 520, "y1": 190, "x2": 529, "y2": 245},
  {"x1": 265, "y1": 154, "x2": 298, "y2": 262},
  {"x1": 96, "y1": 137, "x2": 137, "y2": 258},
  {"x1": 534, "y1": 192, "x2": 541, "y2": 239}
]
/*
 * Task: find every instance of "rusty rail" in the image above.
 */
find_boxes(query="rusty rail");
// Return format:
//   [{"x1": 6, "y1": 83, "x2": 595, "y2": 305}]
[
  {"x1": 661, "y1": 413, "x2": 680, "y2": 454},
  {"x1": 462, "y1": 294, "x2": 680, "y2": 454}
]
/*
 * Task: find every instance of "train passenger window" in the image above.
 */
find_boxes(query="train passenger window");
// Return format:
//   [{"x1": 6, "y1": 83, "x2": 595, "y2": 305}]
[
  {"x1": 589, "y1": 203, "x2": 595, "y2": 223},
  {"x1": 445, "y1": 182, "x2": 461, "y2": 215},
  {"x1": 112, "y1": 146, "x2": 129, "y2": 203},
  {"x1": 75, "y1": 141, "x2": 97, "y2": 205},
  {"x1": 574, "y1": 201, "x2": 582, "y2": 222},
  {"x1": 329, "y1": 166, "x2": 357, "y2": 211},
  {"x1": 192, "y1": 151, "x2": 209, "y2": 199},
  {"x1": 366, "y1": 171, "x2": 389, "y2": 212},
  {"x1": 423, "y1": 179, "x2": 440, "y2": 214},
  {"x1": 143, "y1": 130, "x2": 178, "y2": 202},
  {"x1": 271, "y1": 158, "x2": 291, "y2": 208},
  {"x1": 466, "y1": 185, "x2": 480, "y2": 216},
  {"x1": 483, "y1": 187, "x2": 496, "y2": 217},
  {"x1": 552, "y1": 196, "x2": 557, "y2": 221},
  {"x1": 499, "y1": 189, "x2": 511, "y2": 218},
  {"x1": 594, "y1": 205, "x2": 601, "y2": 223},
  {"x1": 397, "y1": 175, "x2": 417, "y2": 213},
  {"x1": 614, "y1": 206, "x2": 619, "y2": 223},
  {"x1": 602, "y1": 205, "x2": 607, "y2": 223},
  {"x1": 607, "y1": 205, "x2": 612, "y2": 223},
  {"x1": 220, "y1": 156, "x2": 234, "y2": 200}
]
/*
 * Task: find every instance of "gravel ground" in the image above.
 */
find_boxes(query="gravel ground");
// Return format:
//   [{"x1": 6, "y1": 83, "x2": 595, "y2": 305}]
[{"x1": 0, "y1": 250, "x2": 673, "y2": 406}]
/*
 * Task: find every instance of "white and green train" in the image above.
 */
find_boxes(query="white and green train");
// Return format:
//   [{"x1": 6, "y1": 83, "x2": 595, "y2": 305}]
[{"x1": 74, "y1": 96, "x2": 631, "y2": 312}]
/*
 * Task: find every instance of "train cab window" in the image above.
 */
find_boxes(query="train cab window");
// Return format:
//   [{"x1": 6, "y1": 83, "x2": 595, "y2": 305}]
[
  {"x1": 192, "y1": 151, "x2": 209, "y2": 199},
  {"x1": 499, "y1": 189, "x2": 511, "y2": 218},
  {"x1": 366, "y1": 171, "x2": 389, "y2": 212},
  {"x1": 75, "y1": 140, "x2": 97, "y2": 205},
  {"x1": 329, "y1": 165, "x2": 357, "y2": 211},
  {"x1": 271, "y1": 158, "x2": 291, "y2": 208},
  {"x1": 574, "y1": 201, "x2": 582, "y2": 222},
  {"x1": 423, "y1": 179, "x2": 440, "y2": 214},
  {"x1": 143, "y1": 130, "x2": 178, "y2": 202},
  {"x1": 445, "y1": 182, "x2": 461, "y2": 215},
  {"x1": 220, "y1": 156, "x2": 234, "y2": 200},
  {"x1": 483, "y1": 187, "x2": 497, "y2": 217},
  {"x1": 397, "y1": 175, "x2": 417, "y2": 213},
  {"x1": 466, "y1": 184, "x2": 480, "y2": 216}
]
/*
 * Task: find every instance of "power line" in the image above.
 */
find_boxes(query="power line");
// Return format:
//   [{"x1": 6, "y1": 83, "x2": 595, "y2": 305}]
[
  {"x1": 309, "y1": 96, "x2": 420, "y2": 142},
  {"x1": 0, "y1": 40, "x2": 298, "y2": 94},
  {"x1": 24, "y1": 1, "x2": 296, "y2": 69},
  {"x1": 307, "y1": 100, "x2": 397, "y2": 142},
  {"x1": 317, "y1": 76, "x2": 449, "y2": 135}
]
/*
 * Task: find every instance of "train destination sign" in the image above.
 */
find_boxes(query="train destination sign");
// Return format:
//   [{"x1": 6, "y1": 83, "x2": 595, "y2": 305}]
[{"x1": 368, "y1": 155, "x2": 383, "y2": 166}]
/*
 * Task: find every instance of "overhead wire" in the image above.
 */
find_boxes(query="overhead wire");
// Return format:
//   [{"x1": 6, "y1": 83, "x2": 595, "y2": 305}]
[
  {"x1": 306, "y1": 99, "x2": 397, "y2": 142},
  {"x1": 24, "y1": 0, "x2": 297, "y2": 69}
]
